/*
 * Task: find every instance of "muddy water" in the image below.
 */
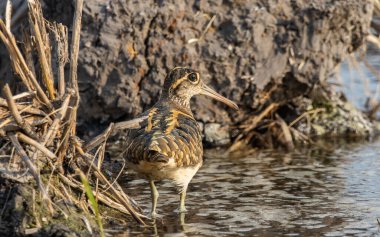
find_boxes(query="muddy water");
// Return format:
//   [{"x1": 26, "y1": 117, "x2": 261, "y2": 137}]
[{"x1": 113, "y1": 139, "x2": 380, "y2": 236}]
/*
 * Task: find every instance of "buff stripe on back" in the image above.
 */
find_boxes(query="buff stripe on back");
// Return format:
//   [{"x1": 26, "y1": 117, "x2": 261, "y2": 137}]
[
  {"x1": 165, "y1": 109, "x2": 193, "y2": 134},
  {"x1": 145, "y1": 108, "x2": 158, "y2": 132}
]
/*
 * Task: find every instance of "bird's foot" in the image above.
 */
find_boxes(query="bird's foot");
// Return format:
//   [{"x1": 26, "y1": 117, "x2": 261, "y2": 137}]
[
  {"x1": 148, "y1": 211, "x2": 163, "y2": 220},
  {"x1": 149, "y1": 211, "x2": 157, "y2": 219},
  {"x1": 174, "y1": 206, "x2": 188, "y2": 213}
]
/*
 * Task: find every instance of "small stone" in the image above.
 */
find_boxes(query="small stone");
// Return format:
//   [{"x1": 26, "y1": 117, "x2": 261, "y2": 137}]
[
  {"x1": 204, "y1": 123, "x2": 231, "y2": 146},
  {"x1": 84, "y1": 41, "x2": 91, "y2": 48}
]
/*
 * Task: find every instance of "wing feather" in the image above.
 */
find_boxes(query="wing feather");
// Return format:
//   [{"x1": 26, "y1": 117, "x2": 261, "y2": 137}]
[{"x1": 122, "y1": 107, "x2": 202, "y2": 167}]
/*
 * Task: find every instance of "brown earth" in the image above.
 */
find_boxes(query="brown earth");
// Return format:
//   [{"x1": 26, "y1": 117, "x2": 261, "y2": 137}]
[
  {"x1": 1, "y1": 0, "x2": 375, "y2": 146},
  {"x1": 0, "y1": 0, "x2": 377, "y2": 236}
]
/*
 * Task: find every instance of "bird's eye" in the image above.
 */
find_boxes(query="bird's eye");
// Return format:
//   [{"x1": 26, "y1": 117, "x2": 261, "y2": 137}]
[{"x1": 188, "y1": 73, "x2": 198, "y2": 83}]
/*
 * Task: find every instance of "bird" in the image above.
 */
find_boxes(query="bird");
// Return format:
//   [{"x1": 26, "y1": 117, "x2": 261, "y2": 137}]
[{"x1": 118, "y1": 67, "x2": 238, "y2": 217}]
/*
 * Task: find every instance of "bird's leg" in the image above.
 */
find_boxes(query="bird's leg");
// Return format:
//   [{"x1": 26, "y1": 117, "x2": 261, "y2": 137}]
[
  {"x1": 149, "y1": 180, "x2": 159, "y2": 217},
  {"x1": 179, "y1": 186, "x2": 188, "y2": 213}
]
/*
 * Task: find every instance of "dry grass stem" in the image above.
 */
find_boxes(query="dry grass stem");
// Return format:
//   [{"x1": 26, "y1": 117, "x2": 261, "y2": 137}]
[
  {"x1": 51, "y1": 23, "x2": 69, "y2": 98},
  {"x1": 22, "y1": 29, "x2": 37, "y2": 78},
  {"x1": 3, "y1": 84, "x2": 39, "y2": 140},
  {"x1": 68, "y1": 0, "x2": 83, "y2": 134},
  {"x1": 5, "y1": 0, "x2": 12, "y2": 31},
  {"x1": 276, "y1": 114, "x2": 294, "y2": 150},
  {"x1": 0, "y1": 20, "x2": 52, "y2": 108},
  {"x1": 0, "y1": 0, "x2": 147, "y2": 231},
  {"x1": 230, "y1": 103, "x2": 279, "y2": 151},
  {"x1": 28, "y1": 1, "x2": 55, "y2": 99},
  {"x1": 289, "y1": 108, "x2": 326, "y2": 127},
  {"x1": 188, "y1": 14, "x2": 216, "y2": 44},
  {"x1": 74, "y1": 144, "x2": 146, "y2": 224}
]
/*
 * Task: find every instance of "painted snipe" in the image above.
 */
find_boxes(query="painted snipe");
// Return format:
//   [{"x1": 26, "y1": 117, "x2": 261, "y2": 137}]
[{"x1": 122, "y1": 67, "x2": 238, "y2": 216}]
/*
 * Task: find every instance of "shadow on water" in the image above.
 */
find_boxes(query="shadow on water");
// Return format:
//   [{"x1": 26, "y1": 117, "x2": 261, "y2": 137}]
[{"x1": 109, "y1": 137, "x2": 380, "y2": 236}]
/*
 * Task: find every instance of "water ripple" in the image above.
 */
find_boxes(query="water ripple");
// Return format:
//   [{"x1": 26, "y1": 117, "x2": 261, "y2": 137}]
[{"x1": 115, "y1": 139, "x2": 380, "y2": 236}]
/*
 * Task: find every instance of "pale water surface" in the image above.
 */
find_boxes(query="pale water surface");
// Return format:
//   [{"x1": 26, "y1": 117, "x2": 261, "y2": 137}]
[{"x1": 113, "y1": 139, "x2": 380, "y2": 236}]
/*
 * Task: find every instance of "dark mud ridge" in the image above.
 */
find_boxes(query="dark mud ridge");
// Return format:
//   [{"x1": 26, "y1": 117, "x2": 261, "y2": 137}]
[
  {"x1": 0, "y1": 0, "x2": 377, "y2": 235},
  {"x1": 0, "y1": 0, "x2": 376, "y2": 147}
]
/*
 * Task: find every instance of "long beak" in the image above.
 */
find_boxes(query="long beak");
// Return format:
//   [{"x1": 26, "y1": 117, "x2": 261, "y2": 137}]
[{"x1": 200, "y1": 84, "x2": 239, "y2": 110}]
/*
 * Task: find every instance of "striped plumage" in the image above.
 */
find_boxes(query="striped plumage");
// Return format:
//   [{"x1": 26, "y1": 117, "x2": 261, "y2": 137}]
[
  {"x1": 126, "y1": 105, "x2": 203, "y2": 168},
  {"x1": 120, "y1": 67, "x2": 238, "y2": 216}
]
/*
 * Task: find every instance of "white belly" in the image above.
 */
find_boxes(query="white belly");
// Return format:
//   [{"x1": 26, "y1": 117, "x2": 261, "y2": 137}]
[{"x1": 127, "y1": 159, "x2": 202, "y2": 190}]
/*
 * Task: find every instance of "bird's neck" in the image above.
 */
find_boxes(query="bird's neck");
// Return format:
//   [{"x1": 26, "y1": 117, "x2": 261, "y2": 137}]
[
  {"x1": 169, "y1": 94, "x2": 190, "y2": 108},
  {"x1": 159, "y1": 94, "x2": 192, "y2": 115}
]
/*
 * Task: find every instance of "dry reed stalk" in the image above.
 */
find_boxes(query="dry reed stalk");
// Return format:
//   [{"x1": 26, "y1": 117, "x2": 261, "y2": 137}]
[
  {"x1": 43, "y1": 93, "x2": 72, "y2": 146},
  {"x1": 68, "y1": 0, "x2": 83, "y2": 130},
  {"x1": 58, "y1": 173, "x2": 137, "y2": 217},
  {"x1": 51, "y1": 22, "x2": 69, "y2": 98},
  {"x1": 21, "y1": 30, "x2": 37, "y2": 78},
  {"x1": 56, "y1": 0, "x2": 83, "y2": 166},
  {"x1": 12, "y1": 91, "x2": 35, "y2": 100},
  {"x1": 3, "y1": 84, "x2": 39, "y2": 140},
  {"x1": 0, "y1": 0, "x2": 147, "y2": 229},
  {"x1": 28, "y1": 1, "x2": 55, "y2": 99},
  {"x1": 5, "y1": 0, "x2": 11, "y2": 31},
  {"x1": 0, "y1": 99, "x2": 47, "y2": 117},
  {"x1": 0, "y1": 20, "x2": 52, "y2": 108},
  {"x1": 17, "y1": 132, "x2": 57, "y2": 160},
  {"x1": 229, "y1": 103, "x2": 279, "y2": 151},
  {"x1": 275, "y1": 114, "x2": 294, "y2": 150},
  {"x1": 74, "y1": 143, "x2": 146, "y2": 224}
]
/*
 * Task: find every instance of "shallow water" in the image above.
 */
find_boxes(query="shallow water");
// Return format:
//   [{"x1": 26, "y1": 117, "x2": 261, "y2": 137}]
[
  {"x1": 113, "y1": 138, "x2": 380, "y2": 236},
  {"x1": 106, "y1": 53, "x2": 380, "y2": 236}
]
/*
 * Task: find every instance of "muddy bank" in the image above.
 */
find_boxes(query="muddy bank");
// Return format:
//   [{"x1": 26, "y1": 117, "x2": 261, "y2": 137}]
[
  {"x1": 0, "y1": 1, "x2": 143, "y2": 236},
  {"x1": 0, "y1": 0, "x2": 378, "y2": 235},
  {"x1": 0, "y1": 0, "x2": 376, "y2": 146},
  {"x1": 0, "y1": 179, "x2": 95, "y2": 236}
]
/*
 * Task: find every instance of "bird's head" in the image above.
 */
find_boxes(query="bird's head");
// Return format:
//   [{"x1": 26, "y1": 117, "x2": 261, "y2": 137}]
[{"x1": 161, "y1": 67, "x2": 239, "y2": 110}]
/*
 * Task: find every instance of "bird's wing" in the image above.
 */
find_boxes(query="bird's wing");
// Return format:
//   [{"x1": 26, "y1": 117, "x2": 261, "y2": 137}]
[
  {"x1": 145, "y1": 113, "x2": 203, "y2": 166},
  {"x1": 102, "y1": 115, "x2": 149, "y2": 159}
]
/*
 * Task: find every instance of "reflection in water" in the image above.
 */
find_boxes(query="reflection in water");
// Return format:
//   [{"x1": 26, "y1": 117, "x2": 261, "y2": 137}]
[{"x1": 113, "y1": 138, "x2": 380, "y2": 236}]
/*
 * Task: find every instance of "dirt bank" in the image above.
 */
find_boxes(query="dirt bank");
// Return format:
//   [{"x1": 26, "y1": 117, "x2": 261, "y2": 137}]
[
  {"x1": 0, "y1": 0, "x2": 375, "y2": 147},
  {"x1": 0, "y1": 0, "x2": 377, "y2": 235}
]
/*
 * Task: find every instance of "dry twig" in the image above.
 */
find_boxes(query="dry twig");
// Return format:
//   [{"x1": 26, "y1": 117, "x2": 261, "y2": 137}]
[
  {"x1": 0, "y1": 20, "x2": 52, "y2": 108},
  {"x1": 28, "y1": 1, "x2": 55, "y2": 99},
  {"x1": 0, "y1": 0, "x2": 146, "y2": 230},
  {"x1": 3, "y1": 84, "x2": 39, "y2": 140},
  {"x1": 229, "y1": 103, "x2": 279, "y2": 151}
]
